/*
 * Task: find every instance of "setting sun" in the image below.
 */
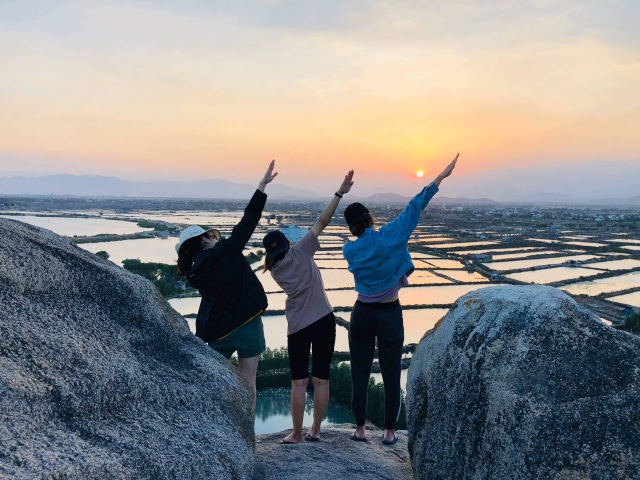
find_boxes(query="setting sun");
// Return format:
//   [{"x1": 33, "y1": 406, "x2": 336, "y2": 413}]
[{"x1": 416, "y1": 171, "x2": 424, "y2": 178}]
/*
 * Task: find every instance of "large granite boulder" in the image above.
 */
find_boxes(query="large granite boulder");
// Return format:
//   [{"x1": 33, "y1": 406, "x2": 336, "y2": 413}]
[
  {"x1": 0, "y1": 218, "x2": 254, "y2": 479},
  {"x1": 407, "y1": 285, "x2": 640, "y2": 480}
]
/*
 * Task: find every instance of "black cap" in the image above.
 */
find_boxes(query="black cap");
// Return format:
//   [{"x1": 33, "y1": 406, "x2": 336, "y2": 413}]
[
  {"x1": 344, "y1": 202, "x2": 371, "y2": 227},
  {"x1": 263, "y1": 230, "x2": 289, "y2": 269}
]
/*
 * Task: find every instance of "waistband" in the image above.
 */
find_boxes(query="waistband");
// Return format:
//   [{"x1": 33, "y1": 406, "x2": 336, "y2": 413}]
[{"x1": 355, "y1": 299, "x2": 400, "y2": 310}]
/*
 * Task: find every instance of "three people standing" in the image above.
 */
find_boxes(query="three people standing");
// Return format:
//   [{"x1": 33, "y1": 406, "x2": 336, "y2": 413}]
[{"x1": 175, "y1": 154, "x2": 459, "y2": 444}]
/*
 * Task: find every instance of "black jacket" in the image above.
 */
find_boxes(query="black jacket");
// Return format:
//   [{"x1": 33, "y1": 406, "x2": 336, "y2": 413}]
[{"x1": 186, "y1": 190, "x2": 268, "y2": 343}]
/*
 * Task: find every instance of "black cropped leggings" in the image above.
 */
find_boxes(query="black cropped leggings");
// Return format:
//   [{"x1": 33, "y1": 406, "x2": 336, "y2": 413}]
[{"x1": 349, "y1": 300, "x2": 404, "y2": 430}]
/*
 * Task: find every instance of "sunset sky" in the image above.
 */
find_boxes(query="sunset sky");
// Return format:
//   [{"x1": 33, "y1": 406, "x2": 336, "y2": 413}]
[{"x1": 1, "y1": 1, "x2": 639, "y2": 198}]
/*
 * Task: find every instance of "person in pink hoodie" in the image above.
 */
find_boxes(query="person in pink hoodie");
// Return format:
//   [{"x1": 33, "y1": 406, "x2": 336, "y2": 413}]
[{"x1": 263, "y1": 170, "x2": 354, "y2": 444}]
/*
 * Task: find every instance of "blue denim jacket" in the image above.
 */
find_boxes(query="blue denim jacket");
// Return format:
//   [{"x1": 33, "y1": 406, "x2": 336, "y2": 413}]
[{"x1": 343, "y1": 182, "x2": 439, "y2": 294}]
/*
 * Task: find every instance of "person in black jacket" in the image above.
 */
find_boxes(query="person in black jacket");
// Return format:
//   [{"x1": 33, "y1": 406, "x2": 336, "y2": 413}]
[{"x1": 176, "y1": 160, "x2": 278, "y2": 412}]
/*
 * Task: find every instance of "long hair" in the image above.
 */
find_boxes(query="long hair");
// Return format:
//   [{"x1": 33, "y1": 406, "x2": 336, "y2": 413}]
[
  {"x1": 177, "y1": 236, "x2": 203, "y2": 276},
  {"x1": 262, "y1": 250, "x2": 287, "y2": 273},
  {"x1": 349, "y1": 218, "x2": 373, "y2": 237}
]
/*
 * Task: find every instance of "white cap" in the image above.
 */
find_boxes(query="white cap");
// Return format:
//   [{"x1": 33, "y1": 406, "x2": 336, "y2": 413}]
[{"x1": 175, "y1": 225, "x2": 219, "y2": 253}]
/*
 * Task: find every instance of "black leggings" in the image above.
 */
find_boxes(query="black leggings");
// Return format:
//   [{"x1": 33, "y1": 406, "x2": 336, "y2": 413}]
[{"x1": 349, "y1": 300, "x2": 404, "y2": 430}]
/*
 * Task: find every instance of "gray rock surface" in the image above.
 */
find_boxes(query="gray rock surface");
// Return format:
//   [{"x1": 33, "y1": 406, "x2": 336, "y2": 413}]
[
  {"x1": 0, "y1": 218, "x2": 255, "y2": 479},
  {"x1": 407, "y1": 285, "x2": 640, "y2": 480},
  {"x1": 253, "y1": 426, "x2": 412, "y2": 479}
]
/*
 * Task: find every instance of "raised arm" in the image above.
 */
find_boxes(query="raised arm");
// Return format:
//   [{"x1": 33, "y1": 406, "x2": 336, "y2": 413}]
[
  {"x1": 433, "y1": 153, "x2": 458, "y2": 187},
  {"x1": 225, "y1": 160, "x2": 278, "y2": 253},
  {"x1": 258, "y1": 159, "x2": 278, "y2": 193},
  {"x1": 310, "y1": 170, "x2": 354, "y2": 236},
  {"x1": 380, "y1": 153, "x2": 459, "y2": 244}
]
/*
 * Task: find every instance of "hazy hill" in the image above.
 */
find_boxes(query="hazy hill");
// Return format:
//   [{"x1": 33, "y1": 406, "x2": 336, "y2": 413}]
[
  {"x1": 0, "y1": 175, "x2": 318, "y2": 200},
  {"x1": 0, "y1": 174, "x2": 638, "y2": 205}
]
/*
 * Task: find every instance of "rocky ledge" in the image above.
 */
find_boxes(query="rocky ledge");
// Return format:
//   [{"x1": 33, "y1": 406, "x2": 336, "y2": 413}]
[{"x1": 254, "y1": 426, "x2": 411, "y2": 480}]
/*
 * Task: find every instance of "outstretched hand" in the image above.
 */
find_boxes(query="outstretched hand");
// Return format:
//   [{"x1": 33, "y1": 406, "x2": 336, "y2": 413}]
[
  {"x1": 338, "y1": 170, "x2": 355, "y2": 196},
  {"x1": 434, "y1": 153, "x2": 459, "y2": 186},
  {"x1": 258, "y1": 160, "x2": 278, "y2": 192}
]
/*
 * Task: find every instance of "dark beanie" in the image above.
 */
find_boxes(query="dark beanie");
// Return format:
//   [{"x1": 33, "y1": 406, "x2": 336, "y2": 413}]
[{"x1": 344, "y1": 202, "x2": 371, "y2": 227}]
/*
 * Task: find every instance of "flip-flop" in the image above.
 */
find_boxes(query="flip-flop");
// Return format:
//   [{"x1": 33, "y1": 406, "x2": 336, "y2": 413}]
[
  {"x1": 381, "y1": 435, "x2": 398, "y2": 446},
  {"x1": 279, "y1": 439, "x2": 299, "y2": 445},
  {"x1": 304, "y1": 434, "x2": 320, "y2": 442},
  {"x1": 350, "y1": 432, "x2": 368, "y2": 442}
]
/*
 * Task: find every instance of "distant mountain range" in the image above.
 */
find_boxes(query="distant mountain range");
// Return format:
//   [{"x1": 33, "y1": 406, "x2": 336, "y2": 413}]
[
  {"x1": 0, "y1": 174, "x2": 638, "y2": 206},
  {"x1": 0, "y1": 174, "x2": 316, "y2": 200}
]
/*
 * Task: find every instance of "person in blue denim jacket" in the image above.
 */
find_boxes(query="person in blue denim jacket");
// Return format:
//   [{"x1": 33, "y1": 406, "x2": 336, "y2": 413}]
[{"x1": 343, "y1": 154, "x2": 459, "y2": 445}]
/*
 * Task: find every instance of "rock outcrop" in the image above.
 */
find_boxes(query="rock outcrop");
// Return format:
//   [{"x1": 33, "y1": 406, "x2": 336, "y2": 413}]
[
  {"x1": 407, "y1": 285, "x2": 640, "y2": 480},
  {"x1": 254, "y1": 426, "x2": 412, "y2": 480},
  {"x1": 0, "y1": 218, "x2": 255, "y2": 479}
]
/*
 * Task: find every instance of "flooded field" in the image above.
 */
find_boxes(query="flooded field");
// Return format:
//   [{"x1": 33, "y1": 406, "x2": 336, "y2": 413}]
[
  {"x1": 0, "y1": 214, "x2": 153, "y2": 236},
  {"x1": 507, "y1": 267, "x2": 601, "y2": 284},
  {"x1": 455, "y1": 247, "x2": 543, "y2": 255},
  {"x1": 607, "y1": 291, "x2": 640, "y2": 308},
  {"x1": 562, "y1": 241, "x2": 608, "y2": 248},
  {"x1": 587, "y1": 259, "x2": 640, "y2": 271},
  {"x1": 403, "y1": 308, "x2": 449, "y2": 344},
  {"x1": 608, "y1": 239, "x2": 640, "y2": 245},
  {"x1": 116, "y1": 211, "x2": 247, "y2": 225},
  {"x1": 409, "y1": 270, "x2": 454, "y2": 284},
  {"x1": 561, "y1": 271, "x2": 640, "y2": 296},
  {"x1": 417, "y1": 258, "x2": 465, "y2": 269},
  {"x1": 489, "y1": 250, "x2": 564, "y2": 261},
  {"x1": 80, "y1": 237, "x2": 178, "y2": 265},
  {"x1": 434, "y1": 270, "x2": 488, "y2": 282},
  {"x1": 424, "y1": 241, "x2": 500, "y2": 249},
  {"x1": 485, "y1": 254, "x2": 600, "y2": 272}
]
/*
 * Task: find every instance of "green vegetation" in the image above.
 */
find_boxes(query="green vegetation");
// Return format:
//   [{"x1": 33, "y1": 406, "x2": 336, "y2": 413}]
[
  {"x1": 121, "y1": 249, "x2": 265, "y2": 297},
  {"x1": 622, "y1": 313, "x2": 640, "y2": 334},
  {"x1": 95, "y1": 251, "x2": 110, "y2": 260},
  {"x1": 254, "y1": 347, "x2": 408, "y2": 430},
  {"x1": 136, "y1": 220, "x2": 170, "y2": 230},
  {"x1": 122, "y1": 259, "x2": 187, "y2": 296}
]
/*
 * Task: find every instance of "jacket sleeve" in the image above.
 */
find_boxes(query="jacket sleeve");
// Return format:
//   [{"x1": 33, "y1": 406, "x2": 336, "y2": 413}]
[
  {"x1": 224, "y1": 189, "x2": 267, "y2": 255},
  {"x1": 379, "y1": 182, "x2": 439, "y2": 247}
]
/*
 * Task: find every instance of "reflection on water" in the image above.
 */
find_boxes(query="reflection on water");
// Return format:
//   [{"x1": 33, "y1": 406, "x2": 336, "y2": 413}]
[
  {"x1": 608, "y1": 291, "x2": 640, "y2": 308},
  {"x1": 490, "y1": 250, "x2": 562, "y2": 261},
  {"x1": 485, "y1": 254, "x2": 599, "y2": 272},
  {"x1": 588, "y1": 259, "x2": 640, "y2": 270},
  {"x1": 434, "y1": 270, "x2": 488, "y2": 282},
  {"x1": 425, "y1": 241, "x2": 500, "y2": 249},
  {"x1": 403, "y1": 308, "x2": 449, "y2": 344},
  {"x1": 417, "y1": 258, "x2": 465, "y2": 269},
  {"x1": 398, "y1": 284, "x2": 494, "y2": 305},
  {"x1": 254, "y1": 387, "x2": 353, "y2": 435},
  {"x1": 455, "y1": 247, "x2": 542, "y2": 255},
  {"x1": 168, "y1": 284, "x2": 496, "y2": 315},
  {"x1": 0, "y1": 215, "x2": 152, "y2": 237},
  {"x1": 371, "y1": 370, "x2": 409, "y2": 392},
  {"x1": 80, "y1": 237, "x2": 177, "y2": 265},
  {"x1": 562, "y1": 271, "x2": 640, "y2": 296},
  {"x1": 506, "y1": 267, "x2": 601, "y2": 284}
]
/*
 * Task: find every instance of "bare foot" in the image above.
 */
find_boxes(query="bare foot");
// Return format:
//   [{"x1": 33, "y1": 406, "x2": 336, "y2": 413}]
[
  {"x1": 279, "y1": 432, "x2": 304, "y2": 444},
  {"x1": 306, "y1": 426, "x2": 321, "y2": 441},
  {"x1": 382, "y1": 428, "x2": 396, "y2": 443},
  {"x1": 350, "y1": 426, "x2": 367, "y2": 442}
]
